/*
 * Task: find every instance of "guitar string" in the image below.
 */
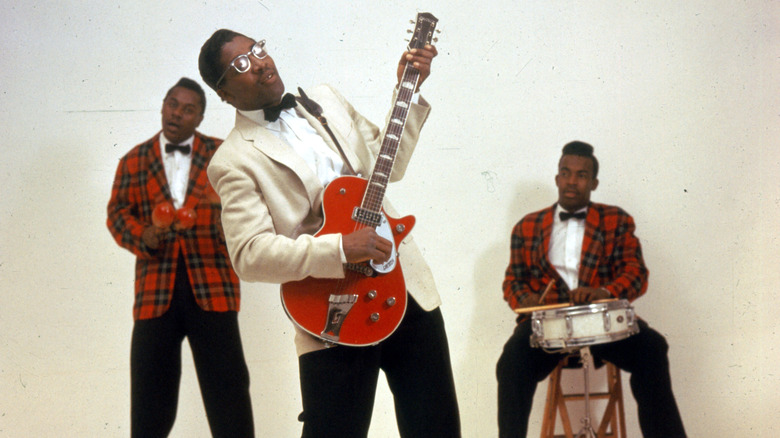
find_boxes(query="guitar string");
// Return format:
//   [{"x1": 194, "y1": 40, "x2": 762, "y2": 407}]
[
  {"x1": 332, "y1": 62, "x2": 419, "y2": 314},
  {"x1": 326, "y1": 31, "x2": 429, "y2": 341}
]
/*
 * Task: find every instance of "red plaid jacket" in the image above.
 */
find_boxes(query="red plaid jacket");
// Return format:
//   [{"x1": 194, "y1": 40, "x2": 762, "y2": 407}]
[
  {"x1": 107, "y1": 132, "x2": 240, "y2": 320},
  {"x1": 502, "y1": 202, "x2": 648, "y2": 310}
]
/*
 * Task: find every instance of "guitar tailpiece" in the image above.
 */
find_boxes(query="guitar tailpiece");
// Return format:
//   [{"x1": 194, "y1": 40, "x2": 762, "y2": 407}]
[{"x1": 320, "y1": 294, "x2": 359, "y2": 342}]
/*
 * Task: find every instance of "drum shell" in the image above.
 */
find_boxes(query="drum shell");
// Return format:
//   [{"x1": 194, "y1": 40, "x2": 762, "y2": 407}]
[{"x1": 529, "y1": 299, "x2": 638, "y2": 352}]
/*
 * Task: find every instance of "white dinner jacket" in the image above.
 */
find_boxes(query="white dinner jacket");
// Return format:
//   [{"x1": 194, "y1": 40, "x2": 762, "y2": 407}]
[{"x1": 208, "y1": 84, "x2": 442, "y2": 354}]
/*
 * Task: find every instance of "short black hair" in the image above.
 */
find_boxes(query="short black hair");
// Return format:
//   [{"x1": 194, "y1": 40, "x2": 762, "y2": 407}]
[
  {"x1": 199, "y1": 29, "x2": 246, "y2": 91},
  {"x1": 559, "y1": 141, "x2": 599, "y2": 178},
  {"x1": 164, "y1": 77, "x2": 206, "y2": 115}
]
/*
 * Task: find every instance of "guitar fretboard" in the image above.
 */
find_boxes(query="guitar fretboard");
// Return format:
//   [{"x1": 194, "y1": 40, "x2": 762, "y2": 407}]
[
  {"x1": 359, "y1": 67, "x2": 420, "y2": 216},
  {"x1": 358, "y1": 13, "x2": 437, "y2": 220}
]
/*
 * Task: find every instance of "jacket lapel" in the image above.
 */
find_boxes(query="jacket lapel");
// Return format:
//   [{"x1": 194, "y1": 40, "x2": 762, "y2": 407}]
[
  {"x1": 182, "y1": 133, "x2": 209, "y2": 210},
  {"x1": 578, "y1": 205, "x2": 604, "y2": 287},
  {"x1": 537, "y1": 206, "x2": 564, "y2": 286},
  {"x1": 235, "y1": 112, "x2": 324, "y2": 209},
  {"x1": 148, "y1": 135, "x2": 173, "y2": 203}
]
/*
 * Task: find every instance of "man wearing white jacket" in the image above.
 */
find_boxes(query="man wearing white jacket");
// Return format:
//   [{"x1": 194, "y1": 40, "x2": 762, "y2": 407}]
[{"x1": 198, "y1": 28, "x2": 460, "y2": 438}]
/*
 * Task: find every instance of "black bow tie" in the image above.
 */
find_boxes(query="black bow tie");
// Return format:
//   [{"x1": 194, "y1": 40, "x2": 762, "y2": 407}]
[
  {"x1": 263, "y1": 93, "x2": 298, "y2": 121},
  {"x1": 559, "y1": 210, "x2": 587, "y2": 221},
  {"x1": 165, "y1": 143, "x2": 191, "y2": 155}
]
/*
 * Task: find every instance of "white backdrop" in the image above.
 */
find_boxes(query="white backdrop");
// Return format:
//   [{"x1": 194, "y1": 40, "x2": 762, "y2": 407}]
[{"x1": 1, "y1": 1, "x2": 778, "y2": 436}]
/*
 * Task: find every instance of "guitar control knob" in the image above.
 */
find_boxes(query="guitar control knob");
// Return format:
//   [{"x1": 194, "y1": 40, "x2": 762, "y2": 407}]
[
  {"x1": 386, "y1": 297, "x2": 396, "y2": 307},
  {"x1": 395, "y1": 224, "x2": 405, "y2": 233},
  {"x1": 339, "y1": 188, "x2": 346, "y2": 195},
  {"x1": 367, "y1": 290, "x2": 377, "y2": 300},
  {"x1": 370, "y1": 313, "x2": 380, "y2": 322}
]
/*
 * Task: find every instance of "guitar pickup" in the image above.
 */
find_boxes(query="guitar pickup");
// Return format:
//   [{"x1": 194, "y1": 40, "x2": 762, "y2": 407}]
[
  {"x1": 345, "y1": 263, "x2": 376, "y2": 277},
  {"x1": 352, "y1": 207, "x2": 382, "y2": 227}
]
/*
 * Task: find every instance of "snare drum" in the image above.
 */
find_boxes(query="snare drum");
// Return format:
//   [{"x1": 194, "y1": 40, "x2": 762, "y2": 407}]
[{"x1": 529, "y1": 299, "x2": 638, "y2": 352}]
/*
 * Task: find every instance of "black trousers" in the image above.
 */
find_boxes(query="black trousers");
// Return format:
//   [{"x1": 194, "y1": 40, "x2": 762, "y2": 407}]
[
  {"x1": 130, "y1": 256, "x2": 254, "y2": 437},
  {"x1": 496, "y1": 318, "x2": 686, "y2": 438},
  {"x1": 297, "y1": 297, "x2": 461, "y2": 438}
]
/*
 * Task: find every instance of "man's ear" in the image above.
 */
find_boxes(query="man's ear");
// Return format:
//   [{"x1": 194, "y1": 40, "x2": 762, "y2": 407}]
[{"x1": 591, "y1": 178, "x2": 599, "y2": 191}]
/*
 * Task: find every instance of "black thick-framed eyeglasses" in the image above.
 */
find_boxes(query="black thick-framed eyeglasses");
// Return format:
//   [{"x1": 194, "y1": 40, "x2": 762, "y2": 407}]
[{"x1": 215, "y1": 40, "x2": 268, "y2": 89}]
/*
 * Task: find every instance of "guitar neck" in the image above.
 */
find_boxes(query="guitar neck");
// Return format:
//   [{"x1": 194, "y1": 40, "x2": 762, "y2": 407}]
[
  {"x1": 360, "y1": 65, "x2": 420, "y2": 214},
  {"x1": 355, "y1": 12, "x2": 438, "y2": 222}
]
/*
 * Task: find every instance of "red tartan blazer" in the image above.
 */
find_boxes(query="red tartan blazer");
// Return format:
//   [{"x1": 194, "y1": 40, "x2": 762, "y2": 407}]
[
  {"x1": 107, "y1": 131, "x2": 240, "y2": 320},
  {"x1": 502, "y1": 202, "x2": 648, "y2": 310}
]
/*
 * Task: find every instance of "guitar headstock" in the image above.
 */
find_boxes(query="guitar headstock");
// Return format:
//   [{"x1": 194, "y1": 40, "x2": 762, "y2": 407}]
[{"x1": 407, "y1": 12, "x2": 439, "y2": 51}]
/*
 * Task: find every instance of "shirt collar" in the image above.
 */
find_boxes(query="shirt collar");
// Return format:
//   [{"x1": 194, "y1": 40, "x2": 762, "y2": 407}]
[
  {"x1": 553, "y1": 204, "x2": 589, "y2": 224},
  {"x1": 238, "y1": 89, "x2": 293, "y2": 131},
  {"x1": 238, "y1": 108, "x2": 278, "y2": 129}
]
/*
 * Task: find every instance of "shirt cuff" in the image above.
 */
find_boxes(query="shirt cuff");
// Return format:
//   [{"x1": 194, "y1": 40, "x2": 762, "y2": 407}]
[{"x1": 338, "y1": 235, "x2": 347, "y2": 264}]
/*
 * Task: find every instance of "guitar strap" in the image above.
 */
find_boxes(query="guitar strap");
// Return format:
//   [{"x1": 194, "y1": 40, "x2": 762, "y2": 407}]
[{"x1": 295, "y1": 87, "x2": 357, "y2": 176}]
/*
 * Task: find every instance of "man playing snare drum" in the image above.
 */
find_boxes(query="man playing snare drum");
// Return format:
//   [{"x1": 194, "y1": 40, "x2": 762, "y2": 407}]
[{"x1": 496, "y1": 141, "x2": 686, "y2": 437}]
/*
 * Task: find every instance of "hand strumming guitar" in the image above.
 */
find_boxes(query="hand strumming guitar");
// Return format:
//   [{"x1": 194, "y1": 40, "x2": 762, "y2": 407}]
[{"x1": 342, "y1": 227, "x2": 393, "y2": 264}]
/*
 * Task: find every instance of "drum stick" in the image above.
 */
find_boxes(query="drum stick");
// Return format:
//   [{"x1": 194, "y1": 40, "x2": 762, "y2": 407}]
[
  {"x1": 514, "y1": 302, "x2": 571, "y2": 314},
  {"x1": 538, "y1": 280, "x2": 555, "y2": 304},
  {"x1": 513, "y1": 297, "x2": 619, "y2": 315}
]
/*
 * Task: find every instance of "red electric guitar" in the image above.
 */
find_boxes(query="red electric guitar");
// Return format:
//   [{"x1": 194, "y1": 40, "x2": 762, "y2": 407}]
[{"x1": 281, "y1": 12, "x2": 439, "y2": 346}]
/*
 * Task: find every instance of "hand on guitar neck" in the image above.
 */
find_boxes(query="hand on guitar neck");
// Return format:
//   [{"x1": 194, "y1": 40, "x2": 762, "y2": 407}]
[
  {"x1": 343, "y1": 43, "x2": 436, "y2": 265},
  {"x1": 396, "y1": 44, "x2": 438, "y2": 90},
  {"x1": 342, "y1": 227, "x2": 393, "y2": 264}
]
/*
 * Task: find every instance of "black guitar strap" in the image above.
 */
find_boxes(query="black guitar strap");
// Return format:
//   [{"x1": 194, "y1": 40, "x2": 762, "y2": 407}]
[{"x1": 295, "y1": 87, "x2": 357, "y2": 176}]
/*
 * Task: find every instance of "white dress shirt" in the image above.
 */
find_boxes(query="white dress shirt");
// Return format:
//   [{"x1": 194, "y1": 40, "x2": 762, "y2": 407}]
[
  {"x1": 160, "y1": 133, "x2": 193, "y2": 209},
  {"x1": 548, "y1": 205, "x2": 588, "y2": 290}
]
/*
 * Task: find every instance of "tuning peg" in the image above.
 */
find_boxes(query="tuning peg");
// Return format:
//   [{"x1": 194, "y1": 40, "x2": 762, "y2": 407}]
[
  {"x1": 407, "y1": 29, "x2": 413, "y2": 33},
  {"x1": 436, "y1": 29, "x2": 442, "y2": 33},
  {"x1": 410, "y1": 19, "x2": 415, "y2": 24},
  {"x1": 433, "y1": 37, "x2": 439, "y2": 43}
]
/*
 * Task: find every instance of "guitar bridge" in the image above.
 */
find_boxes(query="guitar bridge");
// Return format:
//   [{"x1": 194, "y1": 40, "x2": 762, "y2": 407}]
[{"x1": 320, "y1": 294, "x2": 359, "y2": 342}]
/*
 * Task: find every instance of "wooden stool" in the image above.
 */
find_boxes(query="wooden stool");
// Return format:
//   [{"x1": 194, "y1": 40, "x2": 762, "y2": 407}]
[{"x1": 540, "y1": 353, "x2": 627, "y2": 438}]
